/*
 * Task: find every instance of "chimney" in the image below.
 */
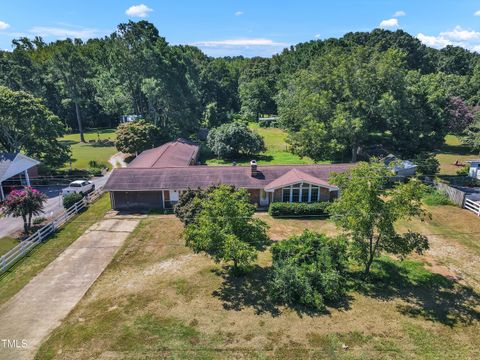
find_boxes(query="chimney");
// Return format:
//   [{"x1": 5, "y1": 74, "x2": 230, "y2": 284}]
[{"x1": 250, "y1": 160, "x2": 258, "y2": 177}]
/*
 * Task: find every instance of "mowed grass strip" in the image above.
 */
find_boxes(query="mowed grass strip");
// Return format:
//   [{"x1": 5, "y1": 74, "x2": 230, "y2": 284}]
[
  {"x1": 0, "y1": 236, "x2": 19, "y2": 257},
  {"x1": 0, "y1": 195, "x2": 111, "y2": 307},
  {"x1": 59, "y1": 129, "x2": 117, "y2": 170},
  {"x1": 37, "y1": 210, "x2": 480, "y2": 360}
]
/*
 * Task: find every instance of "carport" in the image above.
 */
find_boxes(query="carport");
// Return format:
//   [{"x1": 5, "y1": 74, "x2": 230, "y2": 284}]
[{"x1": 0, "y1": 153, "x2": 40, "y2": 200}]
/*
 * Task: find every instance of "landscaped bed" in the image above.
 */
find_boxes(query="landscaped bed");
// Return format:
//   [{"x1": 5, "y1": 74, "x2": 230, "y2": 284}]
[{"x1": 36, "y1": 204, "x2": 480, "y2": 360}]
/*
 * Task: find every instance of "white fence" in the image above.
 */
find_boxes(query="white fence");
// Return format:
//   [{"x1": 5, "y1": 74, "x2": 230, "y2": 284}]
[
  {"x1": 0, "y1": 188, "x2": 103, "y2": 273},
  {"x1": 464, "y1": 198, "x2": 480, "y2": 216}
]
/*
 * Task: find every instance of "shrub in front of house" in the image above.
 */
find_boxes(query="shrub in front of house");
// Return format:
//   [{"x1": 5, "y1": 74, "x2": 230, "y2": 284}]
[
  {"x1": 269, "y1": 230, "x2": 348, "y2": 311},
  {"x1": 268, "y1": 202, "x2": 329, "y2": 217},
  {"x1": 63, "y1": 193, "x2": 83, "y2": 209}
]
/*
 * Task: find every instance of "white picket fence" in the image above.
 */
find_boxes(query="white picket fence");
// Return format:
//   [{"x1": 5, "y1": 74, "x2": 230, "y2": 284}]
[
  {"x1": 0, "y1": 188, "x2": 103, "y2": 273},
  {"x1": 464, "y1": 198, "x2": 480, "y2": 216}
]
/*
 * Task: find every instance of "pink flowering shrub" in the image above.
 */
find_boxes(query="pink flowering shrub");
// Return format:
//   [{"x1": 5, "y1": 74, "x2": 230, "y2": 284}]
[{"x1": 1, "y1": 187, "x2": 47, "y2": 234}]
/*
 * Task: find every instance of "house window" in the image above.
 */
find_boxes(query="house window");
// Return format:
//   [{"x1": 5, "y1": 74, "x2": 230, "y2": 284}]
[
  {"x1": 292, "y1": 188, "x2": 300, "y2": 202},
  {"x1": 301, "y1": 187, "x2": 309, "y2": 203},
  {"x1": 282, "y1": 188, "x2": 290, "y2": 202},
  {"x1": 310, "y1": 186, "x2": 319, "y2": 202}
]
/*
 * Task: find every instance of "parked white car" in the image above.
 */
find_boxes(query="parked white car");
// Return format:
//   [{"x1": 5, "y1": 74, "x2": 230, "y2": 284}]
[{"x1": 62, "y1": 180, "x2": 95, "y2": 196}]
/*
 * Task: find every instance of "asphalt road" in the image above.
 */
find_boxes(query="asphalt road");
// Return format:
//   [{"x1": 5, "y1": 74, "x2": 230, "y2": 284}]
[{"x1": 0, "y1": 174, "x2": 110, "y2": 239}]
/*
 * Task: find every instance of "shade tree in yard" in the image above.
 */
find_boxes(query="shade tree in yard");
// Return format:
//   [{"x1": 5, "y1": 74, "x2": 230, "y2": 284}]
[
  {"x1": 0, "y1": 86, "x2": 70, "y2": 168},
  {"x1": 115, "y1": 120, "x2": 165, "y2": 155},
  {"x1": 207, "y1": 122, "x2": 266, "y2": 159},
  {"x1": 185, "y1": 185, "x2": 269, "y2": 273},
  {"x1": 328, "y1": 161, "x2": 429, "y2": 275},
  {"x1": 1, "y1": 187, "x2": 47, "y2": 234}
]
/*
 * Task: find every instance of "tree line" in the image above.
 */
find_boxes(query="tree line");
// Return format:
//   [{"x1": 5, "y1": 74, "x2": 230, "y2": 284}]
[{"x1": 1, "y1": 22, "x2": 480, "y2": 167}]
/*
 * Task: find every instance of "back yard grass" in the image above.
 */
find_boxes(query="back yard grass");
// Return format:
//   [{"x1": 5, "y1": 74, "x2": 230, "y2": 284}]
[
  {"x1": 205, "y1": 123, "x2": 318, "y2": 166},
  {"x1": 36, "y1": 204, "x2": 480, "y2": 359},
  {"x1": 59, "y1": 129, "x2": 117, "y2": 171},
  {"x1": 436, "y1": 134, "x2": 477, "y2": 175},
  {"x1": 0, "y1": 195, "x2": 111, "y2": 307}
]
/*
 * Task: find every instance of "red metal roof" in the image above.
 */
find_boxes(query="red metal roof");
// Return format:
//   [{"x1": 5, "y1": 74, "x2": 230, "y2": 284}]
[
  {"x1": 104, "y1": 163, "x2": 353, "y2": 191},
  {"x1": 128, "y1": 139, "x2": 199, "y2": 168}
]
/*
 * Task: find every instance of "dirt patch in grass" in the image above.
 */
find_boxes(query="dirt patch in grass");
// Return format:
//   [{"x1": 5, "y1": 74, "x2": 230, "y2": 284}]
[{"x1": 37, "y1": 213, "x2": 480, "y2": 359}]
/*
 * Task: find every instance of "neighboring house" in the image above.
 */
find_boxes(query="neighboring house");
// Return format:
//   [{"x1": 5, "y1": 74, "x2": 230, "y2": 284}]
[
  {"x1": 361, "y1": 147, "x2": 417, "y2": 177},
  {"x1": 383, "y1": 154, "x2": 418, "y2": 177},
  {"x1": 467, "y1": 160, "x2": 480, "y2": 179},
  {"x1": 0, "y1": 153, "x2": 40, "y2": 201},
  {"x1": 104, "y1": 139, "x2": 352, "y2": 211}
]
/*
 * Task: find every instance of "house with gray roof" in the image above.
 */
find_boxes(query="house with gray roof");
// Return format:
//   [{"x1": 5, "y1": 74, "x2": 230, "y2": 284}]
[{"x1": 104, "y1": 139, "x2": 352, "y2": 210}]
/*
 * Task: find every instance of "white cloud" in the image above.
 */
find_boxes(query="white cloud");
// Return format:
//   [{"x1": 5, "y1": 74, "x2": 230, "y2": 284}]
[
  {"x1": 393, "y1": 10, "x2": 406, "y2": 17},
  {"x1": 474, "y1": 10, "x2": 480, "y2": 16},
  {"x1": 192, "y1": 38, "x2": 288, "y2": 47},
  {"x1": 440, "y1": 26, "x2": 480, "y2": 41},
  {"x1": 417, "y1": 26, "x2": 480, "y2": 52},
  {"x1": 379, "y1": 18, "x2": 399, "y2": 29},
  {"x1": 416, "y1": 33, "x2": 452, "y2": 48},
  {"x1": 125, "y1": 4, "x2": 153, "y2": 18},
  {"x1": 314, "y1": 34, "x2": 321, "y2": 39},
  {"x1": 235, "y1": 11, "x2": 244, "y2": 16},
  {"x1": 0, "y1": 21, "x2": 10, "y2": 30},
  {"x1": 29, "y1": 26, "x2": 100, "y2": 39}
]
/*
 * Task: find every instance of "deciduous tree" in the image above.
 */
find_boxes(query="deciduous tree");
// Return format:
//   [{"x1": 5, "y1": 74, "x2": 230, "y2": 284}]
[
  {"x1": 185, "y1": 185, "x2": 269, "y2": 273},
  {"x1": 328, "y1": 161, "x2": 429, "y2": 275}
]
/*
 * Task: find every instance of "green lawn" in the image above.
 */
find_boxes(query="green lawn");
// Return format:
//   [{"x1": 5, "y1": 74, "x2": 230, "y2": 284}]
[
  {"x1": 0, "y1": 236, "x2": 19, "y2": 257},
  {"x1": 59, "y1": 129, "x2": 117, "y2": 170},
  {"x1": 36, "y1": 205, "x2": 480, "y2": 359},
  {"x1": 436, "y1": 134, "x2": 477, "y2": 175},
  {"x1": 0, "y1": 195, "x2": 111, "y2": 307},
  {"x1": 205, "y1": 123, "x2": 318, "y2": 166}
]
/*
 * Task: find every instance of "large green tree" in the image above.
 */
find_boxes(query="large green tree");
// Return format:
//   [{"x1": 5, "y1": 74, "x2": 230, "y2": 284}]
[
  {"x1": 328, "y1": 161, "x2": 429, "y2": 275},
  {"x1": 0, "y1": 86, "x2": 69, "y2": 167},
  {"x1": 185, "y1": 185, "x2": 269, "y2": 273},
  {"x1": 49, "y1": 39, "x2": 92, "y2": 142},
  {"x1": 115, "y1": 120, "x2": 164, "y2": 155}
]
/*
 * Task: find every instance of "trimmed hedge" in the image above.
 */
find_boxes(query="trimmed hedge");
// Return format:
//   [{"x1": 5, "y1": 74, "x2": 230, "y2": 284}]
[{"x1": 268, "y1": 202, "x2": 329, "y2": 217}]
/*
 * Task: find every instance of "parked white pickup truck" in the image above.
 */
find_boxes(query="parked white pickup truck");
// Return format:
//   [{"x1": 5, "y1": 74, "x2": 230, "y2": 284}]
[{"x1": 62, "y1": 180, "x2": 95, "y2": 196}]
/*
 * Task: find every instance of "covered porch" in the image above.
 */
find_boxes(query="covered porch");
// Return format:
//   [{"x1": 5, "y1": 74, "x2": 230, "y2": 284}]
[{"x1": 0, "y1": 153, "x2": 40, "y2": 201}]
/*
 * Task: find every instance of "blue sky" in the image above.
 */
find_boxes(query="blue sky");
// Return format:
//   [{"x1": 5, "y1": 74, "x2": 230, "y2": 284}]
[{"x1": 1, "y1": 1, "x2": 480, "y2": 57}]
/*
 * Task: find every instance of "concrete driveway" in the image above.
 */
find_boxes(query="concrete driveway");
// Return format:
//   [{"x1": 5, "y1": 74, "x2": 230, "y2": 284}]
[
  {"x1": 0, "y1": 174, "x2": 110, "y2": 239},
  {"x1": 0, "y1": 217, "x2": 139, "y2": 360}
]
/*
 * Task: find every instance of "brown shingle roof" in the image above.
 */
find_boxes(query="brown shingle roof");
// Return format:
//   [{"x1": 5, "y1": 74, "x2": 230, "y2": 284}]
[
  {"x1": 104, "y1": 163, "x2": 353, "y2": 191},
  {"x1": 128, "y1": 139, "x2": 199, "y2": 168},
  {"x1": 264, "y1": 168, "x2": 335, "y2": 191}
]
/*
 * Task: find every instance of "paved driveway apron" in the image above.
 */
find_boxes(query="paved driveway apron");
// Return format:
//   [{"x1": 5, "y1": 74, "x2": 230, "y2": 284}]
[{"x1": 0, "y1": 218, "x2": 139, "y2": 360}]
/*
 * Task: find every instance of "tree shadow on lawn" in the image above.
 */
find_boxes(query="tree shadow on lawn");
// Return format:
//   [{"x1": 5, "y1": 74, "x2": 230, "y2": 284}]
[
  {"x1": 212, "y1": 265, "x2": 352, "y2": 318},
  {"x1": 438, "y1": 143, "x2": 473, "y2": 156},
  {"x1": 212, "y1": 258, "x2": 480, "y2": 324},
  {"x1": 350, "y1": 258, "x2": 480, "y2": 327}
]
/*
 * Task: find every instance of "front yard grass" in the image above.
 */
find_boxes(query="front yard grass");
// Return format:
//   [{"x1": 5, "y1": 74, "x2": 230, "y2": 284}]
[
  {"x1": 0, "y1": 194, "x2": 111, "y2": 307},
  {"x1": 59, "y1": 129, "x2": 117, "y2": 171},
  {"x1": 0, "y1": 236, "x2": 19, "y2": 256},
  {"x1": 37, "y1": 204, "x2": 480, "y2": 360}
]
